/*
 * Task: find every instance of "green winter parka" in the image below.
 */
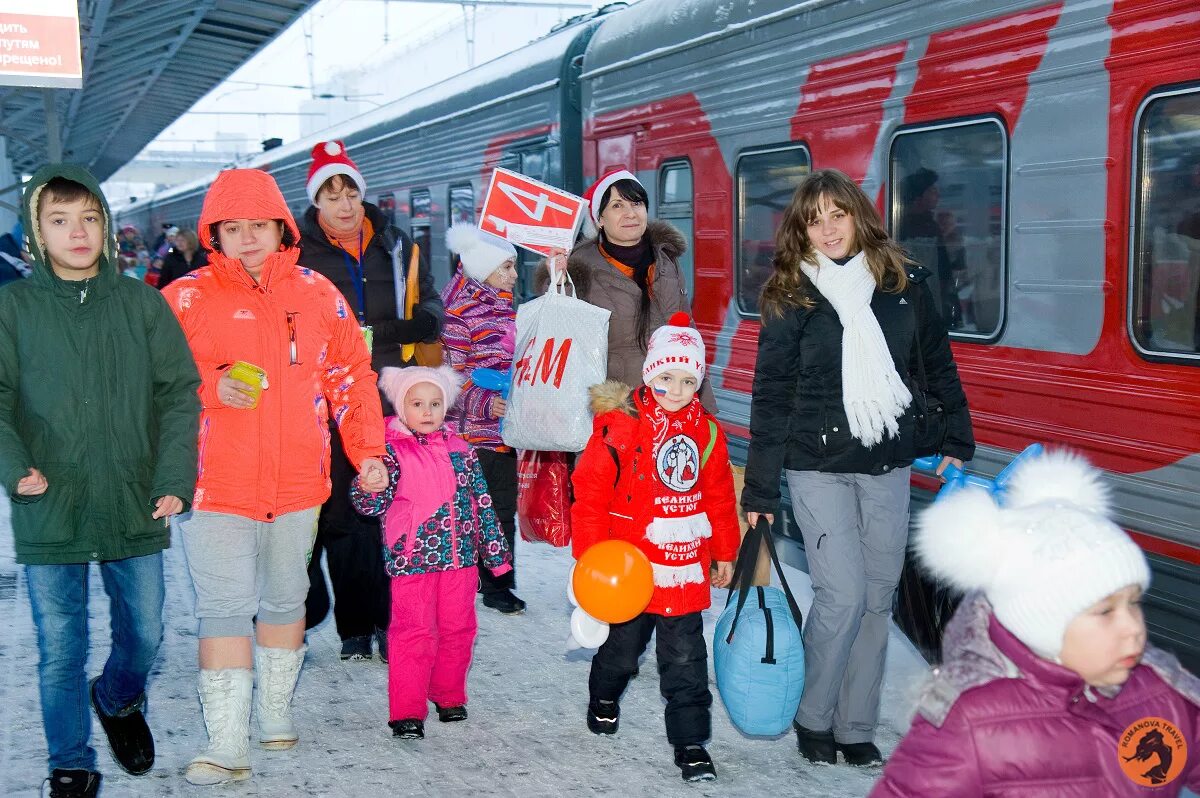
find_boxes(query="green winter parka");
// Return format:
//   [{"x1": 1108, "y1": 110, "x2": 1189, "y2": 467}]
[{"x1": 0, "y1": 164, "x2": 201, "y2": 565}]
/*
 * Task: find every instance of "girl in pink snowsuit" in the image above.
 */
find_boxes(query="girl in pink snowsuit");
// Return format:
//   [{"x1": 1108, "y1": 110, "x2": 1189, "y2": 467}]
[{"x1": 350, "y1": 365, "x2": 511, "y2": 740}]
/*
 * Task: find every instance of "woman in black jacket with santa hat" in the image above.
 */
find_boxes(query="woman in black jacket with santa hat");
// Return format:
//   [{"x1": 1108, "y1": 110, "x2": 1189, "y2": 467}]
[{"x1": 299, "y1": 140, "x2": 443, "y2": 662}]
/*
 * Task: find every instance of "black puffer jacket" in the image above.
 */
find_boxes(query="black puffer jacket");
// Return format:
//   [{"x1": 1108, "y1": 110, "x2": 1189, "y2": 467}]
[
  {"x1": 741, "y1": 266, "x2": 974, "y2": 514},
  {"x1": 299, "y1": 200, "x2": 442, "y2": 381}
]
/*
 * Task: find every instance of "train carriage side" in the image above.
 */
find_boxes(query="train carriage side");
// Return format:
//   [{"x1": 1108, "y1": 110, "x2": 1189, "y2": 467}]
[{"x1": 581, "y1": 0, "x2": 1200, "y2": 668}]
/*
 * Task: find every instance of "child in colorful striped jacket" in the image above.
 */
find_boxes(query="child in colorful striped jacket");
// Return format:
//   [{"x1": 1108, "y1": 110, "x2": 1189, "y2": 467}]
[{"x1": 440, "y1": 224, "x2": 526, "y2": 615}]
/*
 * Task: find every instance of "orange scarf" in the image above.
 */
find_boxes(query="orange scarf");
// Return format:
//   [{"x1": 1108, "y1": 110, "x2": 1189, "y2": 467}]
[
  {"x1": 319, "y1": 210, "x2": 373, "y2": 259},
  {"x1": 598, "y1": 240, "x2": 656, "y2": 292}
]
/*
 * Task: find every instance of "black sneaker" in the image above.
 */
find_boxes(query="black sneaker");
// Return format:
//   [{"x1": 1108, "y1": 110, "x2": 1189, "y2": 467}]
[
  {"x1": 340, "y1": 635, "x2": 372, "y2": 661},
  {"x1": 674, "y1": 745, "x2": 717, "y2": 782},
  {"x1": 794, "y1": 724, "x2": 837, "y2": 765},
  {"x1": 435, "y1": 704, "x2": 468, "y2": 723},
  {"x1": 89, "y1": 678, "x2": 154, "y2": 775},
  {"x1": 587, "y1": 698, "x2": 619, "y2": 735},
  {"x1": 47, "y1": 769, "x2": 101, "y2": 797},
  {"x1": 481, "y1": 589, "x2": 526, "y2": 615},
  {"x1": 374, "y1": 628, "x2": 389, "y2": 663},
  {"x1": 389, "y1": 719, "x2": 425, "y2": 739},
  {"x1": 837, "y1": 741, "x2": 884, "y2": 767}
]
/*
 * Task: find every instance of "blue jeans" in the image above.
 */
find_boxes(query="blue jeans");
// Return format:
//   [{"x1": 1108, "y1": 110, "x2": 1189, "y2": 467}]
[{"x1": 26, "y1": 552, "x2": 165, "y2": 771}]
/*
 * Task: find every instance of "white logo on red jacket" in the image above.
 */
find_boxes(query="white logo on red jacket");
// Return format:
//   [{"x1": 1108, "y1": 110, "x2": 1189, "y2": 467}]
[{"x1": 657, "y1": 434, "x2": 699, "y2": 492}]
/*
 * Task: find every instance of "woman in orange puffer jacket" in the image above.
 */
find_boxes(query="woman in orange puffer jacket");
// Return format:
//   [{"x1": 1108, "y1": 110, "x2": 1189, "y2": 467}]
[{"x1": 162, "y1": 168, "x2": 388, "y2": 785}]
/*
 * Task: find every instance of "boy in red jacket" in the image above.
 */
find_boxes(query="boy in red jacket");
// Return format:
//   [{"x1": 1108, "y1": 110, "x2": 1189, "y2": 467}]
[{"x1": 571, "y1": 312, "x2": 741, "y2": 783}]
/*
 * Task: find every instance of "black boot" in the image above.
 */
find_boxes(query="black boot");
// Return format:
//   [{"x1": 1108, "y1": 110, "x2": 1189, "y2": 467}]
[
  {"x1": 389, "y1": 719, "x2": 425, "y2": 739},
  {"x1": 481, "y1": 589, "x2": 526, "y2": 615},
  {"x1": 436, "y1": 704, "x2": 468, "y2": 723},
  {"x1": 90, "y1": 678, "x2": 154, "y2": 775},
  {"x1": 794, "y1": 724, "x2": 837, "y2": 765},
  {"x1": 837, "y1": 741, "x2": 884, "y2": 767},
  {"x1": 374, "y1": 628, "x2": 389, "y2": 664},
  {"x1": 587, "y1": 698, "x2": 619, "y2": 735},
  {"x1": 47, "y1": 769, "x2": 101, "y2": 798},
  {"x1": 674, "y1": 745, "x2": 717, "y2": 782},
  {"x1": 340, "y1": 635, "x2": 371, "y2": 661}
]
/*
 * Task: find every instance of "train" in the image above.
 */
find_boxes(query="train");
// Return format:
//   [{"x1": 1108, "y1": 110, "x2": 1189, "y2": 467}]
[{"x1": 117, "y1": 0, "x2": 1200, "y2": 669}]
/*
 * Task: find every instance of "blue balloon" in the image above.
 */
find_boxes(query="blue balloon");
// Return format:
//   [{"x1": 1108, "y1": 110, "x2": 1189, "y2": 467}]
[
  {"x1": 913, "y1": 443, "x2": 1044, "y2": 503},
  {"x1": 472, "y1": 367, "x2": 511, "y2": 398},
  {"x1": 472, "y1": 367, "x2": 512, "y2": 432}
]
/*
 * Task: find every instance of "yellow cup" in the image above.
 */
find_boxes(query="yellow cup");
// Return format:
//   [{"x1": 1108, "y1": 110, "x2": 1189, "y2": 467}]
[{"x1": 228, "y1": 361, "x2": 267, "y2": 409}]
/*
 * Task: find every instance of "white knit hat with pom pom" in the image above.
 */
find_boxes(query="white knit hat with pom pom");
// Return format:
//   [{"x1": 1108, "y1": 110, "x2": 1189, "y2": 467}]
[
  {"x1": 446, "y1": 224, "x2": 518, "y2": 284},
  {"x1": 915, "y1": 450, "x2": 1150, "y2": 659}
]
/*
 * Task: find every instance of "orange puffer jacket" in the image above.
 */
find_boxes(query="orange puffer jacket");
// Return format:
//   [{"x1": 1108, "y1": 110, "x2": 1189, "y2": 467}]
[{"x1": 163, "y1": 169, "x2": 385, "y2": 521}]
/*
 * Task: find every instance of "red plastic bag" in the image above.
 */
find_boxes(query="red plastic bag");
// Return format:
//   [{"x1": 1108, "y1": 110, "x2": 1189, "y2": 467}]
[{"x1": 517, "y1": 450, "x2": 572, "y2": 547}]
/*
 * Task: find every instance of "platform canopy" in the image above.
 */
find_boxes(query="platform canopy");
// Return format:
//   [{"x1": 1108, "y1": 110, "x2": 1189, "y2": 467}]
[{"x1": 0, "y1": 0, "x2": 317, "y2": 181}]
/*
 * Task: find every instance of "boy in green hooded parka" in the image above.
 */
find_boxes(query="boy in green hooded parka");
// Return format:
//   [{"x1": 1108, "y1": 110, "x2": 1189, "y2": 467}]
[{"x1": 0, "y1": 165, "x2": 201, "y2": 796}]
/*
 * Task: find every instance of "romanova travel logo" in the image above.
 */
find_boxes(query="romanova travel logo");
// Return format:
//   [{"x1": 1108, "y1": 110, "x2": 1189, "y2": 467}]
[{"x1": 1118, "y1": 716, "x2": 1187, "y2": 787}]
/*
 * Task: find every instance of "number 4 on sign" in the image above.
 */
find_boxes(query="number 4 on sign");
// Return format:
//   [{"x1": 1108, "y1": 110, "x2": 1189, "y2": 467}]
[{"x1": 499, "y1": 182, "x2": 574, "y2": 222}]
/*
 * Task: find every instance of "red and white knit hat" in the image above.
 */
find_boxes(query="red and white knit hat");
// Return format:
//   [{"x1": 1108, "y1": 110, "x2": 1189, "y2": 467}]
[
  {"x1": 306, "y1": 140, "x2": 366, "y2": 204},
  {"x1": 643, "y1": 312, "x2": 706, "y2": 384},
  {"x1": 583, "y1": 168, "x2": 640, "y2": 225}
]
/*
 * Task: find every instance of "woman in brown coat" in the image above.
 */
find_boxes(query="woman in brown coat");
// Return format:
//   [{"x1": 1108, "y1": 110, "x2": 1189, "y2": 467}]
[{"x1": 536, "y1": 170, "x2": 715, "y2": 410}]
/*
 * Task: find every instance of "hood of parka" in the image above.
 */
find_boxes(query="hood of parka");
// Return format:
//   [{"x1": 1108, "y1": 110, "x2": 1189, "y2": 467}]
[
  {"x1": 19, "y1": 163, "x2": 118, "y2": 284},
  {"x1": 196, "y1": 168, "x2": 303, "y2": 287}
]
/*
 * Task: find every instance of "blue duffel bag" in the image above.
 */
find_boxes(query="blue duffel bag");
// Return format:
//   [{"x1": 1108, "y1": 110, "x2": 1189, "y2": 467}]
[{"x1": 714, "y1": 518, "x2": 805, "y2": 736}]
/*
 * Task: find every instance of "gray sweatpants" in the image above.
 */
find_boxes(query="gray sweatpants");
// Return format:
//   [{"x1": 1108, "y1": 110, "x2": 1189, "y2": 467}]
[
  {"x1": 177, "y1": 508, "x2": 319, "y2": 639},
  {"x1": 785, "y1": 467, "x2": 910, "y2": 744}
]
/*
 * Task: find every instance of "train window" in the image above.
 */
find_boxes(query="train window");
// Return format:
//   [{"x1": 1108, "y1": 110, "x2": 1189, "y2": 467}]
[
  {"x1": 377, "y1": 193, "x2": 397, "y2": 227},
  {"x1": 736, "y1": 146, "x2": 811, "y2": 315},
  {"x1": 1130, "y1": 87, "x2": 1200, "y2": 362},
  {"x1": 890, "y1": 119, "x2": 1007, "y2": 339},
  {"x1": 658, "y1": 161, "x2": 695, "y2": 300},
  {"x1": 410, "y1": 188, "x2": 433, "y2": 275},
  {"x1": 448, "y1": 184, "x2": 475, "y2": 275}
]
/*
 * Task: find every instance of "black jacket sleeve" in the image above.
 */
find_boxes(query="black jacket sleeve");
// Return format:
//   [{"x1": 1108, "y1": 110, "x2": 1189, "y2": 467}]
[
  {"x1": 741, "y1": 307, "x2": 803, "y2": 513},
  {"x1": 372, "y1": 238, "x2": 444, "y2": 345},
  {"x1": 915, "y1": 280, "x2": 975, "y2": 461}
]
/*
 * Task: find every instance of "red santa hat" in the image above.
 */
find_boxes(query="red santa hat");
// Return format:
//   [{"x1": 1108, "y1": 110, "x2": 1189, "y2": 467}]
[
  {"x1": 643, "y1": 312, "x2": 706, "y2": 384},
  {"x1": 583, "y1": 169, "x2": 640, "y2": 225},
  {"x1": 306, "y1": 140, "x2": 366, "y2": 205}
]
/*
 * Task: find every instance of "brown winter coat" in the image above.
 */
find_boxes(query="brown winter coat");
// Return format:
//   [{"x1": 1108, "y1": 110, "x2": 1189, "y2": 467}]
[{"x1": 534, "y1": 220, "x2": 715, "y2": 412}]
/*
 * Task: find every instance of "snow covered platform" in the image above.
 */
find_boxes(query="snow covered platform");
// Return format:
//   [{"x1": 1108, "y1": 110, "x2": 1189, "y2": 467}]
[{"x1": 0, "y1": 495, "x2": 930, "y2": 797}]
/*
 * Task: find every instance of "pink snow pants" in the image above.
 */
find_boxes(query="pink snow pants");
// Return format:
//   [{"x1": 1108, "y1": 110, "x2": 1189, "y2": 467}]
[{"x1": 388, "y1": 567, "x2": 479, "y2": 721}]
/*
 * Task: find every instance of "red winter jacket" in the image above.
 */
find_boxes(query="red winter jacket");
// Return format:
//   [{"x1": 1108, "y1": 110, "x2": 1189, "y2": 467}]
[
  {"x1": 872, "y1": 594, "x2": 1200, "y2": 797},
  {"x1": 163, "y1": 169, "x2": 385, "y2": 521},
  {"x1": 571, "y1": 382, "x2": 740, "y2": 616}
]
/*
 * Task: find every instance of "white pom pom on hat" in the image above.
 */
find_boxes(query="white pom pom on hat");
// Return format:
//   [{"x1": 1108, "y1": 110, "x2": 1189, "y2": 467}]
[
  {"x1": 915, "y1": 449, "x2": 1149, "y2": 659},
  {"x1": 446, "y1": 224, "x2": 517, "y2": 284},
  {"x1": 324, "y1": 141, "x2": 342, "y2": 156}
]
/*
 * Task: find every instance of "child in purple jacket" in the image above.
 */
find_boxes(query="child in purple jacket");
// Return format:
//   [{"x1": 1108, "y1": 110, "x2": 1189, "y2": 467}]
[
  {"x1": 350, "y1": 365, "x2": 511, "y2": 741},
  {"x1": 440, "y1": 224, "x2": 525, "y2": 614},
  {"x1": 872, "y1": 450, "x2": 1200, "y2": 796}
]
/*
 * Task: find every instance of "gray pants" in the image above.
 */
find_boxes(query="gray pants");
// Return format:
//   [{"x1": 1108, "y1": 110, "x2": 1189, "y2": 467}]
[
  {"x1": 785, "y1": 467, "x2": 910, "y2": 744},
  {"x1": 177, "y1": 508, "x2": 319, "y2": 638}
]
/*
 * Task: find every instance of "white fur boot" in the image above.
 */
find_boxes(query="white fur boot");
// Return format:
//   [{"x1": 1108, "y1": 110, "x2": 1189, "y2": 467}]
[
  {"x1": 185, "y1": 668, "x2": 253, "y2": 785},
  {"x1": 255, "y1": 645, "x2": 306, "y2": 749}
]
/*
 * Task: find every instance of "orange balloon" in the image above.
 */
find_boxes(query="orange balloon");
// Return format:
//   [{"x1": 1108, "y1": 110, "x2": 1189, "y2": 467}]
[{"x1": 573, "y1": 540, "x2": 654, "y2": 624}]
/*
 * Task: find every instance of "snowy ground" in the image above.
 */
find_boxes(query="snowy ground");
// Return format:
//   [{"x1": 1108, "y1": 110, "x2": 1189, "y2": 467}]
[{"x1": 0, "y1": 494, "x2": 932, "y2": 798}]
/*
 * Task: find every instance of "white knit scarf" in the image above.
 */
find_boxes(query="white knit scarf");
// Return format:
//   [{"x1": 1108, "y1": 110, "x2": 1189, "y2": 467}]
[{"x1": 800, "y1": 251, "x2": 911, "y2": 447}]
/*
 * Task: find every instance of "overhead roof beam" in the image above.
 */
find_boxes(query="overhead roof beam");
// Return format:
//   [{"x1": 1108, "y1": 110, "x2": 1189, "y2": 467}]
[
  {"x1": 88, "y1": 0, "x2": 219, "y2": 171},
  {"x1": 64, "y1": 0, "x2": 114, "y2": 143}
]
